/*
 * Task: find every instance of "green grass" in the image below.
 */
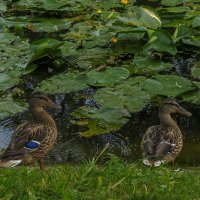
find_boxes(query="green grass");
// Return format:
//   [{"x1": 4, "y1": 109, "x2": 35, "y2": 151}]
[{"x1": 0, "y1": 155, "x2": 200, "y2": 200}]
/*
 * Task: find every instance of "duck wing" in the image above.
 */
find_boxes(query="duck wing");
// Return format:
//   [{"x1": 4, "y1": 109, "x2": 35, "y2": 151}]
[{"x1": 2, "y1": 122, "x2": 48, "y2": 158}]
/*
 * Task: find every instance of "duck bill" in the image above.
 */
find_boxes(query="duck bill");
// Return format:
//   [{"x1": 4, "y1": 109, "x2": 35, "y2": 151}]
[
  {"x1": 49, "y1": 104, "x2": 62, "y2": 110},
  {"x1": 178, "y1": 107, "x2": 192, "y2": 117}
]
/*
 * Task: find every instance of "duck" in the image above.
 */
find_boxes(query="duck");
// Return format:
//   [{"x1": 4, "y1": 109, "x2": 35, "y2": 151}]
[
  {"x1": 0, "y1": 93, "x2": 61, "y2": 169},
  {"x1": 141, "y1": 99, "x2": 192, "y2": 167}
]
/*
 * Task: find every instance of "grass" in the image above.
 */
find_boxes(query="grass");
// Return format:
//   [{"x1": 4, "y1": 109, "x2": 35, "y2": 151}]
[{"x1": 0, "y1": 155, "x2": 200, "y2": 200}]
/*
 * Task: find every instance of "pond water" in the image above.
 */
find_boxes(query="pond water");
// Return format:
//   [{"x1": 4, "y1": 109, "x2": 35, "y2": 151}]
[{"x1": 0, "y1": 95, "x2": 199, "y2": 167}]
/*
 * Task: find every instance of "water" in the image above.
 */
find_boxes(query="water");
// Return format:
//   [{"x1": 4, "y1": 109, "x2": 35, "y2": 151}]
[{"x1": 0, "y1": 99, "x2": 199, "y2": 166}]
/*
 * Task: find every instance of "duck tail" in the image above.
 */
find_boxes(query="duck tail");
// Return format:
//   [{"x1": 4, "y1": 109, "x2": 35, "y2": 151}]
[{"x1": 0, "y1": 159, "x2": 22, "y2": 168}]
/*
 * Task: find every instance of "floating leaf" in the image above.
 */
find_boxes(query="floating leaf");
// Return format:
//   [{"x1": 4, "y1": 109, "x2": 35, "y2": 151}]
[
  {"x1": 141, "y1": 75, "x2": 195, "y2": 97},
  {"x1": 87, "y1": 67, "x2": 129, "y2": 87},
  {"x1": 37, "y1": 72, "x2": 91, "y2": 94},
  {"x1": 72, "y1": 107, "x2": 130, "y2": 137},
  {"x1": 173, "y1": 25, "x2": 195, "y2": 42},
  {"x1": 28, "y1": 38, "x2": 64, "y2": 66},
  {"x1": 161, "y1": 0, "x2": 200, "y2": 6},
  {"x1": 117, "y1": 6, "x2": 161, "y2": 29},
  {"x1": 0, "y1": 16, "x2": 71, "y2": 33},
  {"x1": 191, "y1": 62, "x2": 200, "y2": 79},
  {"x1": 133, "y1": 56, "x2": 172, "y2": 73},
  {"x1": 182, "y1": 36, "x2": 200, "y2": 47},
  {"x1": 0, "y1": 71, "x2": 21, "y2": 92},
  {"x1": 182, "y1": 88, "x2": 200, "y2": 104},
  {"x1": 0, "y1": 95, "x2": 28, "y2": 119},
  {"x1": 143, "y1": 30, "x2": 177, "y2": 55},
  {"x1": 94, "y1": 79, "x2": 150, "y2": 112},
  {"x1": 192, "y1": 16, "x2": 200, "y2": 28}
]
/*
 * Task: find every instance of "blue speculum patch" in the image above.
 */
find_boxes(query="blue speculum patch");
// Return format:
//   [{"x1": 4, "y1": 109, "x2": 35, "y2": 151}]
[{"x1": 25, "y1": 140, "x2": 40, "y2": 149}]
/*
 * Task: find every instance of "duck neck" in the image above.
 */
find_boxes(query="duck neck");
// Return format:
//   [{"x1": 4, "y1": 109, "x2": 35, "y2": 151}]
[
  {"x1": 159, "y1": 112, "x2": 181, "y2": 134},
  {"x1": 30, "y1": 107, "x2": 56, "y2": 126}
]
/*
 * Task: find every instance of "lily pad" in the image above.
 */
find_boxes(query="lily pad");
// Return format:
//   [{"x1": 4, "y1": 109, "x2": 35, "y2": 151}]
[
  {"x1": 161, "y1": 0, "x2": 200, "y2": 6},
  {"x1": 141, "y1": 75, "x2": 195, "y2": 97},
  {"x1": 0, "y1": 71, "x2": 21, "y2": 92},
  {"x1": 37, "y1": 72, "x2": 91, "y2": 94},
  {"x1": 191, "y1": 62, "x2": 200, "y2": 79},
  {"x1": 28, "y1": 38, "x2": 64, "y2": 66},
  {"x1": 173, "y1": 25, "x2": 195, "y2": 42},
  {"x1": 87, "y1": 67, "x2": 129, "y2": 87},
  {"x1": 0, "y1": 95, "x2": 28, "y2": 119},
  {"x1": 94, "y1": 79, "x2": 150, "y2": 112},
  {"x1": 117, "y1": 6, "x2": 161, "y2": 29},
  {"x1": 143, "y1": 30, "x2": 177, "y2": 55},
  {"x1": 1, "y1": 16, "x2": 71, "y2": 33},
  {"x1": 72, "y1": 106, "x2": 130, "y2": 137},
  {"x1": 182, "y1": 36, "x2": 200, "y2": 47},
  {"x1": 192, "y1": 16, "x2": 200, "y2": 28},
  {"x1": 133, "y1": 56, "x2": 172, "y2": 73}
]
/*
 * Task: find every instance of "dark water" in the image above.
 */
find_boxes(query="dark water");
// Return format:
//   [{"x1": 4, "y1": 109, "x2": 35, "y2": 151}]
[{"x1": 0, "y1": 97, "x2": 199, "y2": 167}]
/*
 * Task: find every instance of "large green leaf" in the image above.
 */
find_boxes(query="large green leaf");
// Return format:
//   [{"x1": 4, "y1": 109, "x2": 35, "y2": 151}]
[
  {"x1": 182, "y1": 36, "x2": 200, "y2": 47},
  {"x1": 0, "y1": 16, "x2": 71, "y2": 33},
  {"x1": 133, "y1": 56, "x2": 172, "y2": 73},
  {"x1": 28, "y1": 38, "x2": 64, "y2": 65},
  {"x1": 72, "y1": 106, "x2": 130, "y2": 137},
  {"x1": 0, "y1": 1, "x2": 6, "y2": 12},
  {"x1": 0, "y1": 95, "x2": 28, "y2": 119},
  {"x1": 117, "y1": 6, "x2": 161, "y2": 29},
  {"x1": 192, "y1": 16, "x2": 200, "y2": 28},
  {"x1": 37, "y1": 72, "x2": 91, "y2": 93},
  {"x1": 0, "y1": 71, "x2": 21, "y2": 92},
  {"x1": 191, "y1": 62, "x2": 200, "y2": 79},
  {"x1": 94, "y1": 78, "x2": 150, "y2": 112},
  {"x1": 161, "y1": 0, "x2": 200, "y2": 6},
  {"x1": 87, "y1": 67, "x2": 129, "y2": 87},
  {"x1": 143, "y1": 30, "x2": 177, "y2": 55},
  {"x1": 141, "y1": 75, "x2": 195, "y2": 97},
  {"x1": 173, "y1": 25, "x2": 195, "y2": 42},
  {"x1": 0, "y1": 33, "x2": 34, "y2": 91}
]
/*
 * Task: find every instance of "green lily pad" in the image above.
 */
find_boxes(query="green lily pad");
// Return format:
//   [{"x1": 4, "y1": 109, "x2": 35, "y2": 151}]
[
  {"x1": 0, "y1": 95, "x2": 28, "y2": 119},
  {"x1": 1, "y1": 16, "x2": 71, "y2": 33},
  {"x1": 28, "y1": 38, "x2": 64, "y2": 66},
  {"x1": 182, "y1": 36, "x2": 200, "y2": 47},
  {"x1": 173, "y1": 25, "x2": 195, "y2": 42},
  {"x1": 161, "y1": 0, "x2": 200, "y2": 6},
  {"x1": 72, "y1": 106, "x2": 130, "y2": 137},
  {"x1": 0, "y1": 1, "x2": 6, "y2": 12},
  {"x1": 37, "y1": 72, "x2": 91, "y2": 94},
  {"x1": 133, "y1": 56, "x2": 172, "y2": 73},
  {"x1": 191, "y1": 62, "x2": 200, "y2": 79},
  {"x1": 141, "y1": 75, "x2": 195, "y2": 97},
  {"x1": 192, "y1": 16, "x2": 200, "y2": 28},
  {"x1": 0, "y1": 71, "x2": 21, "y2": 92},
  {"x1": 87, "y1": 67, "x2": 129, "y2": 87},
  {"x1": 143, "y1": 30, "x2": 177, "y2": 55},
  {"x1": 117, "y1": 6, "x2": 161, "y2": 29},
  {"x1": 94, "y1": 79, "x2": 150, "y2": 112},
  {"x1": 182, "y1": 89, "x2": 200, "y2": 104}
]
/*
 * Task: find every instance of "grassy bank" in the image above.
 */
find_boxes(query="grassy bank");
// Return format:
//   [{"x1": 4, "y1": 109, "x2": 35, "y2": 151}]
[{"x1": 0, "y1": 156, "x2": 200, "y2": 200}]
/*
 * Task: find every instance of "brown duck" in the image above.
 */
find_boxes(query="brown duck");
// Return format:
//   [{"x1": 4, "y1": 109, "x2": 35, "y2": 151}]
[
  {"x1": 0, "y1": 94, "x2": 61, "y2": 169},
  {"x1": 141, "y1": 99, "x2": 192, "y2": 167}
]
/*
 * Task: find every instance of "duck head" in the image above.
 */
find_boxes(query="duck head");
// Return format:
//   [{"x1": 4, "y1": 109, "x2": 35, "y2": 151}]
[
  {"x1": 159, "y1": 99, "x2": 192, "y2": 117},
  {"x1": 29, "y1": 94, "x2": 62, "y2": 110}
]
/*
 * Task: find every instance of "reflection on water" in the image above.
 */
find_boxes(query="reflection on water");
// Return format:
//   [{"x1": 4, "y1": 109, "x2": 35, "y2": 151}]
[{"x1": 0, "y1": 100, "x2": 199, "y2": 166}]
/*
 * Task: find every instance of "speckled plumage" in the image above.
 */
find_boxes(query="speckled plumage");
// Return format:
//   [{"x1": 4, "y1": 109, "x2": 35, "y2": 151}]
[
  {"x1": 141, "y1": 99, "x2": 191, "y2": 166},
  {"x1": 0, "y1": 94, "x2": 61, "y2": 169},
  {"x1": 141, "y1": 125, "x2": 183, "y2": 163}
]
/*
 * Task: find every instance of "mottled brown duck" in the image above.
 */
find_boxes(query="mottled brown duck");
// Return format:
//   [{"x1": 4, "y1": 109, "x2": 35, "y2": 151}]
[
  {"x1": 141, "y1": 99, "x2": 192, "y2": 167},
  {"x1": 0, "y1": 94, "x2": 61, "y2": 169}
]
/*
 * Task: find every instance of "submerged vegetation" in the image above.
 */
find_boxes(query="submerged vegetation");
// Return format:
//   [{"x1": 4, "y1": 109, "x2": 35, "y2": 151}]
[
  {"x1": 1, "y1": 156, "x2": 200, "y2": 199},
  {"x1": 0, "y1": 0, "x2": 200, "y2": 136}
]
